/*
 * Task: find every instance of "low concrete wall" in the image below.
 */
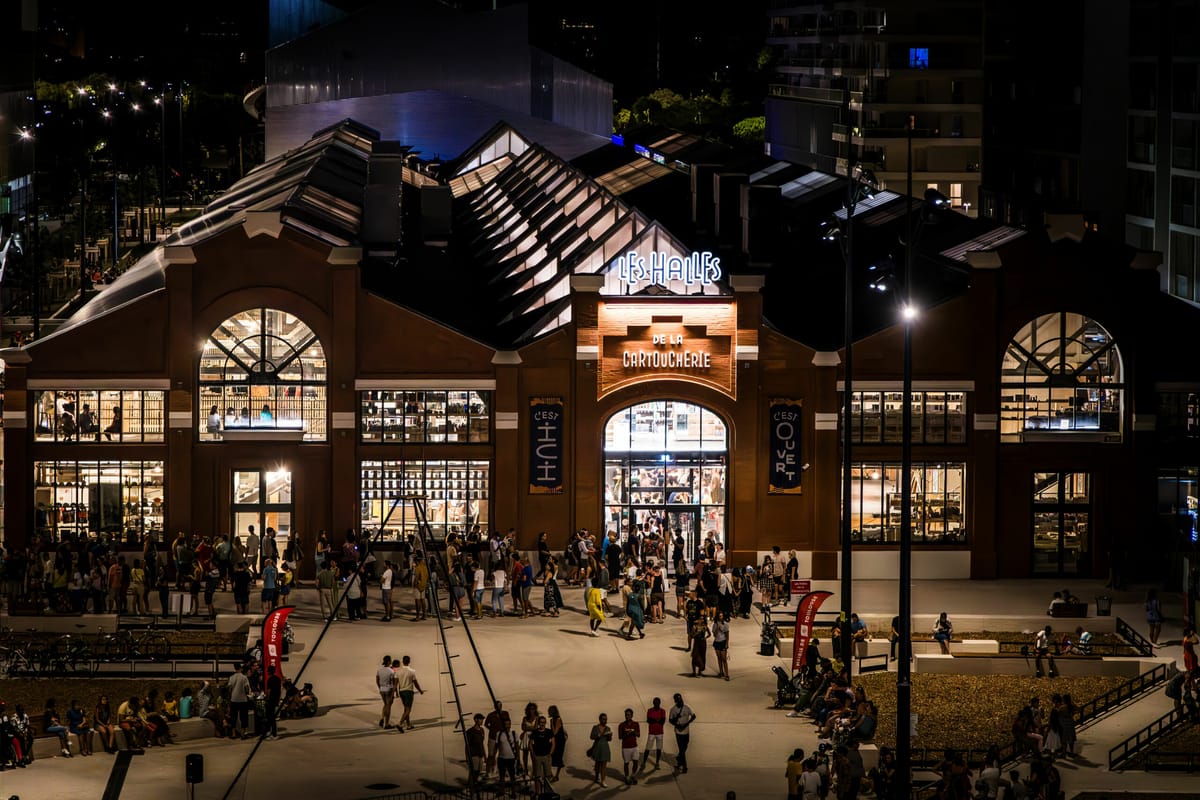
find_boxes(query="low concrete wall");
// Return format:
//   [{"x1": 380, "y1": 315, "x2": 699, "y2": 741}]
[
  {"x1": 1, "y1": 613, "x2": 120, "y2": 633},
  {"x1": 771, "y1": 608, "x2": 1119, "y2": 635}
]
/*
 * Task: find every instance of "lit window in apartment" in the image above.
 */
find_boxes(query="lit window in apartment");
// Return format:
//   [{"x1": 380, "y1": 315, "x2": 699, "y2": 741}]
[
  {"x1": 928, "y1": 183, "x2": 939, "y2": 192},
  {"x1": 909, "y1": 47, "x2": 929, "y2": 69},
  {"x1": 950, "y1": 183, "x2": 963, "y2": 207}
]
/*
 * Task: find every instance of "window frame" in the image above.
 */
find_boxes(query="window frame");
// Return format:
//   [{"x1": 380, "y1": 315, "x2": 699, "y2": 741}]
[
  {"x1": 843, "y1": 461, "x2": 967, "y2": 545},
  {"x1": 33, "y1": 389, "x2": 166, "y2": 443},
  {"x1": 359, "y1": 390, "x2": 493, "y2": 444}
]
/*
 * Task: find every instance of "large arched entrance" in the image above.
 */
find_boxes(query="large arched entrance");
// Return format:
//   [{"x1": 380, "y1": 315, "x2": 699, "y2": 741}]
[{"x1": 602, "y1": 400, "x2": 728, "y2": 562}]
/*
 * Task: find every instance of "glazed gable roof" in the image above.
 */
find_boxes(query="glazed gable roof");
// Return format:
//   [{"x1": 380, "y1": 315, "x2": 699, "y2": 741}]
[{"x1": 26, "y1": 120, "x2": 377, "y2": 348}]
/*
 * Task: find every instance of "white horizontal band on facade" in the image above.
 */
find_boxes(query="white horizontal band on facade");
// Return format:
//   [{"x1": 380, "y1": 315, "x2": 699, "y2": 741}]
[
  {"x1": 1132, "y1": 414, "x2": 1156, "y2": 431},
  {"x1": 835, "y1": 380, "x2": 976, "y2": 392},
  {"x1": 168, "y1": 412, "x2": 193, "y2": 428},
  {"x1": 354, "y1": 379, "x2": 497, "y2": 391},
  {"x1": 974, "y1": 413, "x2": 998, "y2": 430},
  {"x1": 495, "y1": 412, "x2": 519, "y2": 430},
  {"x1": 814, "y1": 412, "x2": 838, "y2": 430},
  {"x1": 3, "y1": 412, "x2": 27, "y2": 428},
  {"x1": 576, "y1": 345, "x2": 599, "y2": 360},
  {"x1": 735, "y1": 345, "x2": 759, "y2": 360},
  {"x1": 27, "y1": 378, "x2": 171, "y2": 390},
  {"x1": 331, "y1": 412, "x2": 356, "y2": 429}
]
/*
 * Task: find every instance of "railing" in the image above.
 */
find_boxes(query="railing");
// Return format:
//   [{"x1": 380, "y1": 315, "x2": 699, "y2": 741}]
[
  {"x1": 767, "y1": 84, "x2": 848, "y2": 104},
  {"x1": 1142, "y1": 750, "x2": 1200, "y2": 771},
  {"x1": 1075, "y1": 661, "x2": 1173, "y2": 726},
  {"x1": 352, "y1": 777, "x2": 541, "y2": 800},
  {"x1": 1116, "y1": 616, "x2": 1155, "y2": 656},
  {"x1": 1108, "y1": 706, "x2": 1184, "y2": 770}
]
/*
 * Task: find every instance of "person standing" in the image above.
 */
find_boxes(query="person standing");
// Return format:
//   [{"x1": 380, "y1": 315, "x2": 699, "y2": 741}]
[
  {"x1": 548, "y1": 704, "x2": 567, "y2": 781},
  {"x1": 466, "y1": 714, "x2": 487, "y2": 784},
  {"x1": 586, "y1": 579, "x2": 606, "y2": 636},
  {"x1": 412, "y1": 554, "x2": 429, "y2": 621},
  {"x1": 1183, "y1": 624, "x2": 1199, "y2": 673},
  {"x1": 617, "y1": 707, "x2": 641, "y2": 785},
  {"x1": 490, "y1": 561, "x2": 507, "y2": 617},
  {"x1": 484, "y1": 700, "x2": 510, "y2": 776},
  {"x1": 394, "y1": 655, "x2": 424, "y2": 731},
  {"x1": 260, "y1": 558, "x2": 278, "y2": 613},
  {"x1": 244, "y1": 526, "x2": 260, "y2": 579},
  {"x1": 376, "y1": 655, "x2": 397, "y2": 729},
  {"x1": 228, "y1": 663, "x2": 251, "y2": 739},
  {"x1": 1146, "y1": 588, "x2": 1165, "y2": 646},
  {"x1": 380, "y1": 560, "x2": 394, "y2": 622},
  {"x1": 712, "y1": 611, "x2": 731, "y2": 680},
  {"x1": 669, "y1": 693, "x2": 695, "y2": 775},
  {"x1": 316, "y1": 560, "x2": 336, "y2": 621},
  {"x1": 639, "y1": 697, "x2": 666, "y2": 773},
  {"x1": 529, "y1": 715, "x2": 555, "y2": 793},
  {"x1": 785, "y1": 748, "x2": 807, "y2": 800},
  {"x1": 690, "y1": 614, "x2": 709, "y2": 676},
  {"x1": 264, "y1": 664, "x2": 282, "y2": 740},
  {"x1": 589, "y1": 712, "x2": 613, "y2": 787}
]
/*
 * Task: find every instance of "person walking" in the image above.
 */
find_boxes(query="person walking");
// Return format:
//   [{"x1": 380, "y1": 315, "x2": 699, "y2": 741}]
[
  {"x1": 412, "y1": 554, "x2": 430, "y2": 621},
  {"x1": 690, "y1": 614, "x2": 709, "y2": 676},
  {"x1": 491, "y1": 562, "x2": 507, "y2": 617},
  {"x1": 484, "y1": 701, "x2": 510, "y2": 776},
  {"x1": 316, "y1": 560, "x2": 336, "y2": 621},
  {"x1": 394, "y1": 655, "x2": 424, "y2": 731},
  {"x1": 669, "y1": 693, "x2": 695, "y2": 775},
  {"x1": 712, "y1": 611, "x2": 731, "y2": 680},
  {"x1": 228, "y1": 662, "x2": 252, "y2": 739},
  {"x1": 587, "y1": 580, "x2": 606, "y2": 636},
  {"x1": 376, "y1": 655, "x2": 397, "y2": 729},
  {"x1": 588, "y1": 712, "x2": 613, "y2": 787},
  {"x1": 617, "y1": 707, "x2": 641, "y2": 785}
]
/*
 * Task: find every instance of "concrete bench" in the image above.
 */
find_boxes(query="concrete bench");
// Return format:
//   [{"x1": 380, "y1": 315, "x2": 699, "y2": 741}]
[
  {"x1": 913, "y1": 654, "x2": 1173, "y2": 677},
  {"x1": 1048, "y1": 603, "x2": 1089, "y2": 618},
  {"x1": 109, "y1": 716, "x2": 217, "y2": 750},
  {"x1": 32, "y1": 732, "x2": 79, "y2": 760}
]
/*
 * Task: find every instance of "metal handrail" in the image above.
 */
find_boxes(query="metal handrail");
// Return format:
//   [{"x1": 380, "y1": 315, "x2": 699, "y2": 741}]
[
  {"x1": 1143, "y1": 750, "x2": 1200, "y2": 771},
  {"x1": 1116, "y1": 617, "x2": 1155, "y2": 655},
  {"x1": 1076, "y1": 661, "x2": 1172, "y2": 725},
  {"x1": 1108, "y1": 707, "x2": 1184, "y2": 770}
]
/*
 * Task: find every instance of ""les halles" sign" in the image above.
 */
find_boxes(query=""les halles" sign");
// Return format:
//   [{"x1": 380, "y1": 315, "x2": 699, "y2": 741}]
[{"x1": 613, "y1": 250, "x2": 722, "y2": 290}]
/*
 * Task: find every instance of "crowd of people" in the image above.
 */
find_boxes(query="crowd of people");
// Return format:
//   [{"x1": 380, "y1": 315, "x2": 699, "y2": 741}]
[{"x1": 462, "y1": 693, "x2": 698, "y2": 794}]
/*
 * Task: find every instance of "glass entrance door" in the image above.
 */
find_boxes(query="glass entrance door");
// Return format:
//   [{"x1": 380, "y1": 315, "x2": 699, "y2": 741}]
[
  {"x1": 1032, "y1": 472, "x2": 1090, "y2": 575},
  {"x1": 603, "y1": 400, "x2": 728, "y2": 561},
  {"x1": 232, "y1": 468, "x2": 293, "y2": 564}
]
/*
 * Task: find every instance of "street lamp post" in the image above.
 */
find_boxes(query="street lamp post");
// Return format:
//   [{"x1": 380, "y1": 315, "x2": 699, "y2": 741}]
[
  {"x1": 19, "y1": 128, "x2": 39, "y2": 338},
  {"x1": 155, "y1": 94, "x2": 166, "y2": 227}
]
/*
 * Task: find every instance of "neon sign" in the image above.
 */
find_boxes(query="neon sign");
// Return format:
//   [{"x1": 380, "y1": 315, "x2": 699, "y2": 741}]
[{"x1": 613, "y1": 250, "x2": 722, "y2": 289}]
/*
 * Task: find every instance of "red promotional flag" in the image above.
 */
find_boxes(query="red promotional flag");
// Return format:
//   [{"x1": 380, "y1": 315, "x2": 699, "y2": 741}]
[
  {"x1": 792, "y1": 590, "x2": 833, "y2": 673},
  {"x1": 262, "y1": 606, "x2": 294, "y2": 685}
]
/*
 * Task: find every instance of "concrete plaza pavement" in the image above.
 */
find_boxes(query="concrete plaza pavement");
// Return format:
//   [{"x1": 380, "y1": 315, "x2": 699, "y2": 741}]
[{"x1": 0, "y1": 576, "x2": 1195, "y2": 800}]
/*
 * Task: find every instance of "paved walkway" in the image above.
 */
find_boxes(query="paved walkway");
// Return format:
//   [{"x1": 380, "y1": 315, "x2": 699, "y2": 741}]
[{"x1": 0, "y1": 577, "x2": 1193, "y2": 800}]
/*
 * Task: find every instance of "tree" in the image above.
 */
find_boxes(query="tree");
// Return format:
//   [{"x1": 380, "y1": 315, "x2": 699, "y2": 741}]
[{"x1": 732, "y1": 116, "x2": 766, "y2": 144}]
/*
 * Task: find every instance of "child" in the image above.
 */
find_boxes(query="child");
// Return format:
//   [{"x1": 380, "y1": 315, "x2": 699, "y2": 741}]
[
  {"x1": 162, "y1": 691, "x2": 180, "y2": 722},
  {"x1": 179, "y1": 688, "x2": 194, "y2": 719}
]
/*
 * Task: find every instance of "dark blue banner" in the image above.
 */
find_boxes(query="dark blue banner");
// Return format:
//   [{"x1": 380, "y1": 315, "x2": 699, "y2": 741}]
[
  {"x1": 769, "y1": 399, "x2": 803, "y2": 494},
  {"x1": 529, "y1": 397, "x2": 564, "y2": 494}
]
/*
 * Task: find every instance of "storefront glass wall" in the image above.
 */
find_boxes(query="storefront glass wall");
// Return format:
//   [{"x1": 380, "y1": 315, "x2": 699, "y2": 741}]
[
  {"x1": 199, "y1": 308, "x2": 327, "y2": 441},
  {"x1": 1157, "y1": 465, "x2": 1199, "y2": 545},
  {"x1": 33, "y1": 390, "x2": 165, "y2": 442},
  {"x1": 33, "y1": 460, "x2": 164, "y2": 543},
  {"x1": 845, "y1": 462, "x2": 966, "y2": 543},
  {"x1": 360, "y1": 390, "x2": 491, "y2": 443},
  {"x1": 1000, "y1": 312, "x2": 1123, "y2": 441},
  {"x1": 1032, "y1": 471, "x2": 1090, "y2": 574},
  {"x1": 848, "y1": 390, "x2": 967, "y2": 444},
  {"x1": 361, "y1": 460, "x2": 489, "y2": 540},
  {"x1": 603, "y1": 400, "x2": 727, "y2": 557}
]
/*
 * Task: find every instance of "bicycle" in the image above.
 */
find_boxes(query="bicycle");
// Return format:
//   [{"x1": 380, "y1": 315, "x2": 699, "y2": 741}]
[
  {"x1": 48, "y1": 633, "x2": 94, "y2": 674},
  {"x1": 97, "y1": 627, "x2": 172, "y2": 662}
]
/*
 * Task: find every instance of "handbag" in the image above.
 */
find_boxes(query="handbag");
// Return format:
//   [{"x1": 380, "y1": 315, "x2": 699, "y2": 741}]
[{"x1": 586, "y1": 744, "x2": 595, "y2": 759}]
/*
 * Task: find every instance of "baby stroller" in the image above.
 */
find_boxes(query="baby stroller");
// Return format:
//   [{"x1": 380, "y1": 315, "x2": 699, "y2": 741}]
[{"x1": 772, "y1": 665, "x2": 806, "y2": 708}]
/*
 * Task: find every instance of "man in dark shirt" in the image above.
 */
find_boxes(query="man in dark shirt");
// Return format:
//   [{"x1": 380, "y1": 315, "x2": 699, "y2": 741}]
[
  {"x1": 528, "y1": 715, "x2": 555, "y2": 791},
  {"x1": 684, "y1": 592, "x2": 706, "y2": 652},
  {"x1": 466, "y1": 713, "x2": 487, "y2": 781},
  {"x1": 265, "y1": 665, "x2": 282, "y2": 740},
  {"x1": 483, "y1": 700, "x2": 510, "y2": 775},
  {"x1": 618, "y1": 707, "x2": 641, "y2": 785}
]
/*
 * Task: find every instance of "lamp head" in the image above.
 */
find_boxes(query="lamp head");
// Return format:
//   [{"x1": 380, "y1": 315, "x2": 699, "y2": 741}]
[
  {"x1": 924, "y1": 188, "x2": 950, "y2": 207},
  {"x1": 902, "y1": 304, "x2": 919, "y2": 321},
  {"x1": 820, "y1": 217, "x2": 843, "y2": 242}
]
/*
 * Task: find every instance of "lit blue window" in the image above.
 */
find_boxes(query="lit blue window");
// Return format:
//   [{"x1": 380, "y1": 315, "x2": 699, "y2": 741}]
[{"x1": 909, "y1": 48, "x2": 929, "y2": 69}]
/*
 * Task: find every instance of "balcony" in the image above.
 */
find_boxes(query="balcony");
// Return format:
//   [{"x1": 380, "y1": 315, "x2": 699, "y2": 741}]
[{"x1": 768, "y1": 84, "x2": 848, "y2": 105}]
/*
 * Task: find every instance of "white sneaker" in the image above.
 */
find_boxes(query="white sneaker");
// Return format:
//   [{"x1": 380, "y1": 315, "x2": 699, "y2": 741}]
[{"x1": 786, "y1": 711, "x2": 801, "y2": 718}]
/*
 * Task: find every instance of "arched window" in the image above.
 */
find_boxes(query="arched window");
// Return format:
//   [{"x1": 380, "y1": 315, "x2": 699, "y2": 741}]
[
  {"x1": 1000, "y1": 312, "x2": 1123, "y2": 441},
  {"x1": 199, "y1": 308, "x2": 327, "y2": 441}
]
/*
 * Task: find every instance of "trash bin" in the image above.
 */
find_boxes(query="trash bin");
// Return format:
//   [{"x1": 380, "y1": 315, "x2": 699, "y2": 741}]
[{"x1": 1095, "y1": 595, "x2": 1112, "y2": 616}]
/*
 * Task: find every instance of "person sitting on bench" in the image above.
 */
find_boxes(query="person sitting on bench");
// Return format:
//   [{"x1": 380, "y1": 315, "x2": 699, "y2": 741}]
[
  {"x1": 1070, "y1": 626, "x2": 1092, "y2": 655},
  {"x1": 1035, "y1": 626, "x2": 1059, "y2": 678},
  {"x1": 1047, "y1": 592, "x2": 1065, "y2": 615}
]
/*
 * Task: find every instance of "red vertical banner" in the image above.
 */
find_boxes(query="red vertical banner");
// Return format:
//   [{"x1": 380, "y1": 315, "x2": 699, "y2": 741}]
[
  {"x1": 792, "y1": 591, "x2": 833, "y2": 672},
  {"x1": 262, "y1": 606, "x2": 294, "y2": 685}
]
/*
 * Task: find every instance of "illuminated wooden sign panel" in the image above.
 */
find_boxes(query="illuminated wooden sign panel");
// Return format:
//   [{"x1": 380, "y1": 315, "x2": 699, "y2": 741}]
[{"x1": 597, "y1": 299, "x2": 736, "y2": 399}]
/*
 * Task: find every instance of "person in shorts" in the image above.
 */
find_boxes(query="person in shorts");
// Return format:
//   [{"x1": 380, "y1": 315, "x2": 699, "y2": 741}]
[
  {"x1": 528, "y1": 715, "x2": 555, "y2": 792},
  {"x1": 380, "y1": 560, "x2": 394, "y2": 622},
  {"x1": 617, "y1": 707, "x2": 641, "y2": 785},
  {"x1": 467, "y1": 714, "x2": 487, "y2": 781},
  {"x1": 375, "y1": 655, "x2": 397, "y2": 729},
  {"x1": 641, "y1": 696, "x2": 666, "y2": 771},
  {"x1": 394, "y1": 655, "x2": 424, "y2": 730}
]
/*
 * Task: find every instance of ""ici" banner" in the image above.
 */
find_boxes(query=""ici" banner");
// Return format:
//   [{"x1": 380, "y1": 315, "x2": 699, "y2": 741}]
[
  {"x1": 768, "y1": 398, "x2": 803, "y2": 494},
  {"x1": 529, "y1": 397, "x2": 564, "y2": 494}
]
